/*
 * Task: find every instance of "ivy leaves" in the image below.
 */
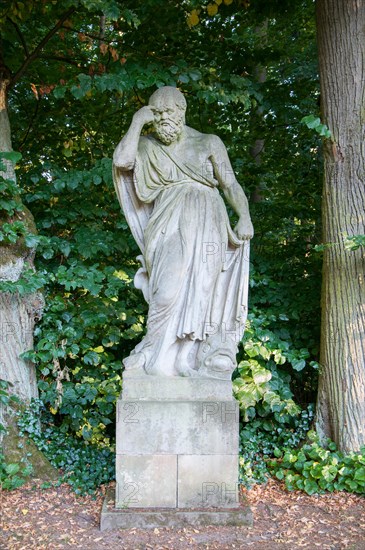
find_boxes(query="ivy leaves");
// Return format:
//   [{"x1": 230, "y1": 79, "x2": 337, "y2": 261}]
[
  {"x1": 301, "y1": 114, "x2": 332, "y2": 139},
  {"x1": 269, "y1": 432, "x2": 365, "y2": 495}
]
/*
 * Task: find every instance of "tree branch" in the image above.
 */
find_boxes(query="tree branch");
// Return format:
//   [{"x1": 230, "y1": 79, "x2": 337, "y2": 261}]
[
  {"x1": 8, "y1": 18, "x2": 30, "y2": 57},
  {"x1": 60, "y1": 25, "x2": 108, "y2": 42},
  {"x1": 99, "y1": 15, "x2": 106, "y2": 41},
  {"x1": 9, "y1": 6, "x2": 77, "y2": 88},
  {"x1": 38, "y1": 55, "x2": 85, "y2": 67},
  {"x1": 18, "y1": 99, "x2": 40, "y2": 151}
]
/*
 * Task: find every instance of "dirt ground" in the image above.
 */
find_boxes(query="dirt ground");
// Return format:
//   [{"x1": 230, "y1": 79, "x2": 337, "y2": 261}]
[{"x1": 0, "y1": 479, "x2": 364, "y2": 549}]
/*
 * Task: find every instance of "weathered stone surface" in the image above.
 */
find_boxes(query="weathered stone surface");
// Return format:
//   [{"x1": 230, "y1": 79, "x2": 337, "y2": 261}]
[
  {"x1": 116, "y1": 455, "x2": 177, "y2": 508},
  {"x1": 100, "y1": 489, "x2": 253, "y2": 531},
  {"x1": 116, "y1": 398, "x2": 239, "y2": 455},
  {"x1": 177, "y1": 455, "x2": 239, "y2": 508},
  {"x1": 113, "y1": 86, "x2": 253, "y2": 378},
  {"x1": 111, "y1": 87, "x2": 252, "y2": 521},
  {"x1": 121, "y1": 373, "x2": 234, "y2": 400},
  {"x1": 115, "y1": 391, "x2": 240, "y2": 509}
]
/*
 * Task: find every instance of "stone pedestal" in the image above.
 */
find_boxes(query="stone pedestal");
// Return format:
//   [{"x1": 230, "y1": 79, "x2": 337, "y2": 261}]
[{"x1": 115, "y1": 373, "x2": 240, "y2": 509}]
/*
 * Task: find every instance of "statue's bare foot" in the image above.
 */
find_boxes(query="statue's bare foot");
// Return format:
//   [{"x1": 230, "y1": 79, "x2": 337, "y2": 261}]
[{"x1": 177, "y1": 362, "x2": 199, "y2": 377}]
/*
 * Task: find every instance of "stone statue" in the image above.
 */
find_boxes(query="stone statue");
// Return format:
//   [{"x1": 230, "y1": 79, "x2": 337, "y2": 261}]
[{"x1": 113, "y1": 86, "x2": 253, "y2": 379}]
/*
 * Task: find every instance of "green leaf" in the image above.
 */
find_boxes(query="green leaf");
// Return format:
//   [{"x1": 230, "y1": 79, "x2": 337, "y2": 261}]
[
  {"x1": 25, "y1": 234, "x2": 40, "y2": 248},
  {"x1": 303, "y1": 478, "x2": 319, "y2": 495},
  {"x1": 354, "y1": 467, "x2": 365, "y2": 482},
  {"x1": 0, "y1": 151, "x2": 22, "y2": 164},
  {"x1": 251, "y1": 363, "x2": 272, "y2": 385},
  {"x1": 343, "y1": 234, "x2": 365, "y2": 251},
  {"x1": 301, "y1": 114, "x2": 332, "y2": 139},
  {"x1": 5, "y1": 463, "x2": 20, "y2": 475},
  {"x1": 291, "y1": 358, "x2": 306, "y2": 371},
  {"x1": 275, "y1": 469, "x2": 285, "y2": 480},
  {"x1": 53, "y1": 86, "x2": 67, "y2": 99}
]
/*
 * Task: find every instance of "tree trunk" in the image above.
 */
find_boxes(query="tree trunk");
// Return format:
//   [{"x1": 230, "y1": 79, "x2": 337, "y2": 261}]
[
  {"x1": 0, "y1": 76, "x2": 41, "y2": 441},
  {"x1": 249, "y1": 21, "x2": 267, "y2": 205},
  {"x1": 315, "y1": 0, "x2": 365, "y2": 452}
]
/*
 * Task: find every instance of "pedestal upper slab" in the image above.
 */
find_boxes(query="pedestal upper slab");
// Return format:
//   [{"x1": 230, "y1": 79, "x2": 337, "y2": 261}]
[
  {"x1": 117, "y1": 399, "x2": 239, "y2": 455},
  {"x1": 121, "y1": 372, "x2": 234, "y2": 401}
]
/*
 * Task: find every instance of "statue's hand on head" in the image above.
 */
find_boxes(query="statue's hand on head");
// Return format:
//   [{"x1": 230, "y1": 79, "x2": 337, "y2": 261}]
[
  {"x1": 133, "y1": 106, "x2": 155, "y2": 128},
  {"x1": 113, "y1": 106, "x2": 155, "y2": 170},
  {"x1": 234, "y1": 217, "x2": 254, "y2": 240}
]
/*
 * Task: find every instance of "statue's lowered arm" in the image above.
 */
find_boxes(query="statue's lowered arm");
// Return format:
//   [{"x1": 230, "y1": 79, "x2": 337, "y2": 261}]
[{"x1": 210, "y1": 136, "x2": 254, "y2": 241}]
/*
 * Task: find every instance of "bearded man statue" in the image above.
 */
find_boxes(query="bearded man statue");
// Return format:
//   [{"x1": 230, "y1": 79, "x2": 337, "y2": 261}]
[{"x1": 113, "y1": 86, "x2": 253, "y2": 379}]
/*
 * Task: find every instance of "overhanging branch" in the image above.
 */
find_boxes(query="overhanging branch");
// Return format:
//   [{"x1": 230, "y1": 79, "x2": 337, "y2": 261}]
[
  {"x1": 9, "y1": 6, "x2": 77, "y2": 88},
  {"x1": 8, "y1": 19, "x2": 30, "y2": 57},
  {"x1": 38, "y1": 55, "x2": 85, "y2": 67}
]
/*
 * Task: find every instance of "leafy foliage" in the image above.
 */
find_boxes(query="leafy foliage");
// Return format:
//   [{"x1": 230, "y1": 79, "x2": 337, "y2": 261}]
[
  {"x1": 268, "y1": 431, "x2": 365, "y2": 495},
  {"x1": 17, "y1": 400, "x2": 114, "y2": 494},
  {"x1": 239, "y1": 405, "x2": 314, "y2": 486},
  {"x1": 234, "y1": 311, "x2": 318, "y2": 423},
  {"x1": 301, "y1": 115, "x2": 331, "y2": 139},
  {"x1": 0, "y1": 455, "x2": 32, "y2": 491},
  {"x1": 1, "y1": 0, "x2": 343, "y2": 495},
  {"x1": 343, "y1": 234, "x2": 365, "y2": 251},
  {"x1": 0, "y1": 381, "x2": 32, "y2": 490}
]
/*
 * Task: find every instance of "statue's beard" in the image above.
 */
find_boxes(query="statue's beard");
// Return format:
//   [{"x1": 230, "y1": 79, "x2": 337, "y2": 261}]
[{"x1": 154, "y1": 120, "x2": 183, "y2": 145}]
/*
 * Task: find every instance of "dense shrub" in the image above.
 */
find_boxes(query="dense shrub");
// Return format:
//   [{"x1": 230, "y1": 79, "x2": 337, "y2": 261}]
[
  {"x1": 239, "y1": 405, "x2": 314, "y2": 486},
  {"x1": 17, "y1": 400, "x2": 114, "y2": 495},
  {"x1": 268, "y1": 431, "x2": 365, "y2": 495}
]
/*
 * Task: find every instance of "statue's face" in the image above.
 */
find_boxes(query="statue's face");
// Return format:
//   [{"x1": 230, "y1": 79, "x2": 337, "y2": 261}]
[{"x1": 149, "y1": 97, "x2": 185, "y2": 145}]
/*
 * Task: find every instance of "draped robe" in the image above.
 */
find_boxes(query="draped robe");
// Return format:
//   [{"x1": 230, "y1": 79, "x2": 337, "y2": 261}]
[{"x1": 113, "y1": 134, "x2": 250, "y2": 378}]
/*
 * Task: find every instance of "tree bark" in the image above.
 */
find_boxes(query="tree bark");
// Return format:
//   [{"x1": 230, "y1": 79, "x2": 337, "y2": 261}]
[
  {"x1": 249, "y1": 21, "x2": 267, "y2": 204},
  {"x1": 0, "y1": 76, "x2": 41, "y2": 441},
  {"x1": 0, "y1": 5, "x2": 77, "y2": 447},
  {"x1": 315, "y1": 0, "x2": 365, "y2": 452}
]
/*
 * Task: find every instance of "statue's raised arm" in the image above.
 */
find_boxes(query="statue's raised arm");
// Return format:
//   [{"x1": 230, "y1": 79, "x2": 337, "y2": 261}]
[
  {"x1": 113, "y1": 106, "x2": 155, "y2": 170},
  {"x1": 112, "y1": 86, "x2": 253, "y2": 379}
]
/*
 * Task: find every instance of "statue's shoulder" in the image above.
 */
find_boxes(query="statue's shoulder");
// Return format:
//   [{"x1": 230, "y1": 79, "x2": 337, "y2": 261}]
[
  {"x1": 137, "y1": 134, "x2": 155, "y2": 153},
  {"x1": 139, "y1": 134, "x2": 153, "y2": 144},
  {"x1": 185, "y1": 127, "x2": 225, "y2": 151}
]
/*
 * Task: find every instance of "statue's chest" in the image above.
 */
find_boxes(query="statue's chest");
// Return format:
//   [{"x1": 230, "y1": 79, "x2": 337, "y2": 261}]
[{"x1": 170, "y1": 140, "x2": 211, "y2": 170}]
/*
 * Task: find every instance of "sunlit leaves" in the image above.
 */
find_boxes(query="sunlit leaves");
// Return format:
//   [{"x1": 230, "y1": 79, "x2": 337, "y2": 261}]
[
  {"x1": 301, "y1": 114, "x2": 332, "y2": 139},
  {"x1": 187, "y1": 9, "x2": 200, "y2": 27},
  {"x1": 268, "y1": 436, "x2": 365, "y2": 495},
  {"x1": 207, "y1": 3, "x2": 219, "y2": 16},
  {"x1": 0, "y1": 0, "x2": 36, "y2": 25},
  {"x1": 343, "y1": 234, "x2": 365, "y2": 251}
]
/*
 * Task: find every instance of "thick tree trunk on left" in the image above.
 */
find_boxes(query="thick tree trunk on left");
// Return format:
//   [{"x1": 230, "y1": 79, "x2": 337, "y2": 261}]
[{"x1": 0, "y1": 75, "x2": 41, "y2": 441}]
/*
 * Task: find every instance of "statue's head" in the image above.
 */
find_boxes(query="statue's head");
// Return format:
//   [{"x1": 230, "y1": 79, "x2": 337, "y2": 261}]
[{"x1": 148, "y1": 86, "x2": 186, "y2": 145}]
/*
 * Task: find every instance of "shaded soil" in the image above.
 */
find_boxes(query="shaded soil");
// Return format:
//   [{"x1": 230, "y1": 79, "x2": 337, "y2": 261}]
[{"x1": 1, "y1": 479, "x2": 364, "y2": 549}]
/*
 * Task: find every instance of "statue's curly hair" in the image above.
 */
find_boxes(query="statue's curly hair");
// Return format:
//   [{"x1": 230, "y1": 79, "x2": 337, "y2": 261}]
[{"x1": 148, "y1": 86, "x2": 187, "y2": 113}]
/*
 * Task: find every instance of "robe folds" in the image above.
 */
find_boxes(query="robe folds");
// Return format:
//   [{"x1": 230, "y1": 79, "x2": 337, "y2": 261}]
[{"x1": 113, "y1": 135, "x2": 250, "y2": 377}]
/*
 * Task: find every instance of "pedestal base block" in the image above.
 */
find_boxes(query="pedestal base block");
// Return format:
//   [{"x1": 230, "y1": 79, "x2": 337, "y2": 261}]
[
  {"x1": 100, "y1": 490, "x2": 253, "y2": 531},
  {"x1": 178, "y1": 454, "x2": 239, "y2": 508},
  {"x1": 116, "y1": 455, "x2": 177, "y2": 508}
]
